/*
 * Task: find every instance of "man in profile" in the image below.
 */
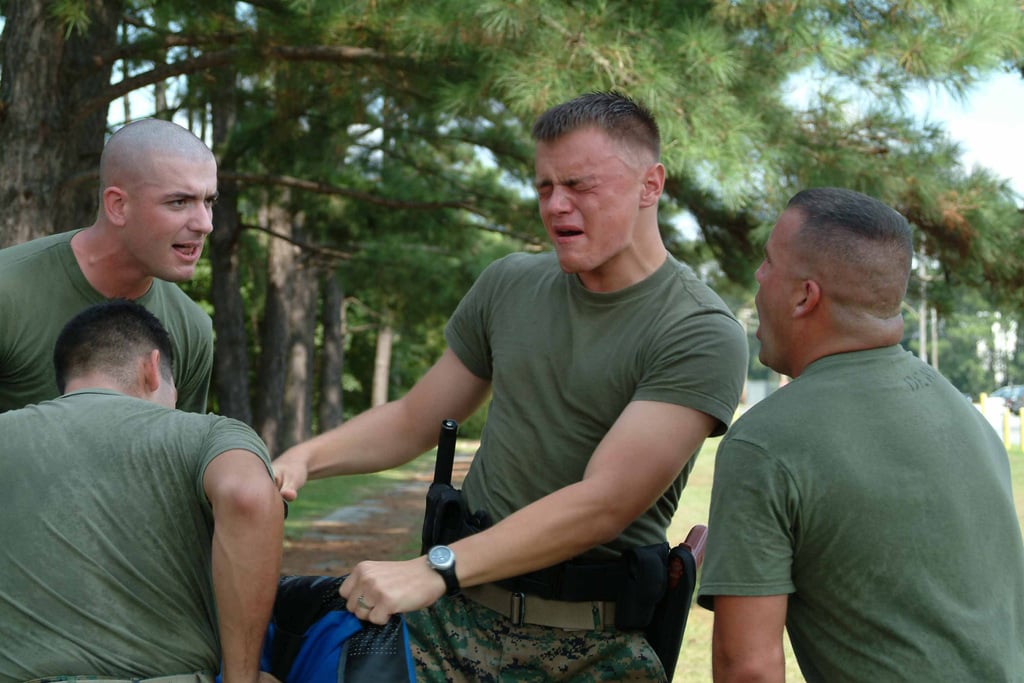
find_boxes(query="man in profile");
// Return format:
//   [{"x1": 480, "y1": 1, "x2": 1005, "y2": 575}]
[{"x1": 698, "y1": 187, "x2": 1024, "y2": 682}]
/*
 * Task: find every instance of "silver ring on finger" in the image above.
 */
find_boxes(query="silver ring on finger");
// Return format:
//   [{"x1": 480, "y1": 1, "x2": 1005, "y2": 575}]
[{"x1": 357, "y1": 595, "x2": 373, "y2": 611}]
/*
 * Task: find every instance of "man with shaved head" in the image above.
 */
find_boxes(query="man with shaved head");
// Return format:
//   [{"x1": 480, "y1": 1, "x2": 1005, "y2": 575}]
[
  {"x1": 0, "y1": 118, "x2": 216, "y2": 413},
  {"x1": 697, "y1": 188, "x2": 1024, "y2": 681}
]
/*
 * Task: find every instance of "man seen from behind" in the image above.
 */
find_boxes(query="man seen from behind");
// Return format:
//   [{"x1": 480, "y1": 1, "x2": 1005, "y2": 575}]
[{"x1": 0, "y1": 300, "x2": 283, "y2": 683}]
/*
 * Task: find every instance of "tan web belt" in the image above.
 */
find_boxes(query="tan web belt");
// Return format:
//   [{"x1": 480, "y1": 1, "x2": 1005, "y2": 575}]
[{"x1": 463, "y1": 582, "x2": 616, "y2": 631}]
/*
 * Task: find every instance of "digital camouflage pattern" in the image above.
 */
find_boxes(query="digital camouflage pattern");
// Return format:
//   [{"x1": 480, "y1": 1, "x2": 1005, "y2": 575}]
[{"x1": 405, "y1": 595, "x2": 666, "y2": 682}]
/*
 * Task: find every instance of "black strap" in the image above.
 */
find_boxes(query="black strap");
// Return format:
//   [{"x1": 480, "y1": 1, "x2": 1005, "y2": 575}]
[{"x1": 496, "y1": 557, "x2": 629, "y2": 601}]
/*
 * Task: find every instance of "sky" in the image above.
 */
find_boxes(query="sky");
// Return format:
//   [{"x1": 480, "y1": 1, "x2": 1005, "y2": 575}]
[{"x1": 910, "y1": 69, "x2": 1024, "y2": 199}]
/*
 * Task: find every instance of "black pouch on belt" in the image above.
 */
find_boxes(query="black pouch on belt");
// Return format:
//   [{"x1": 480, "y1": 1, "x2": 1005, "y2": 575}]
[
  {"x1": 420, "y1": 419, "x2": 491, "y2": 553},
  {"x1": 421, "y1": 482, "x2": 469, "y2": 552},
  {"x1": 614, "y1": 542, "x2": 669, "y2": 630}
]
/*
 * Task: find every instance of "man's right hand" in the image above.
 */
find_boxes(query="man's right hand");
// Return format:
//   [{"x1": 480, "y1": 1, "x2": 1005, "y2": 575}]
[{"x1": 272, "y1": 448, "x2": 309, "y2": 502}]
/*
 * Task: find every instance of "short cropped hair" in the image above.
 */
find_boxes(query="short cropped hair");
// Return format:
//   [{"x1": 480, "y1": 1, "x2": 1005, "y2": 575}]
[
  {"x1": 531, "y1": 91, "x2": 660, "y2": 162},
  {"x1": 788, "y1": 187, "x2": 913, "y2": 317},
  {"x1": 98, "y1": 118, "x2": 214, "y2": 200},
  {"x1": 54, "y1": 300, "x2": 175, "y2": 394}
]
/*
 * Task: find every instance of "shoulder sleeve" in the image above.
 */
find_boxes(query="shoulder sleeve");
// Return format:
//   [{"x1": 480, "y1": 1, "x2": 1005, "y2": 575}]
[
  {"x1": 697, "y1": 434, "x2": 798, "y2": 608},
  {"x1": 636, "y1": 308, "x2": 748, "y2": 436},
  {"x1": 444, "y1": 257, "x2": 517, "y2": 380},
  {"x1": 194, "y1": 416, "x2": 273, "y2": 506}
]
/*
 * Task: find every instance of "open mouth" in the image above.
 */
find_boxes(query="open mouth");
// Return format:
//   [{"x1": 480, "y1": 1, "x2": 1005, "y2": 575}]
[
  {"x1": 173, "y1": 243, "x2": 200, "y2": 259},
  {"x1": 555, "y1": 228, "x2": 583, "y2": 238}
]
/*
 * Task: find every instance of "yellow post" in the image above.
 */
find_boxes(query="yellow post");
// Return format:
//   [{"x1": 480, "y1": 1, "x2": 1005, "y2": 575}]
[{"x1": 1004, "y1": 410, "x2": 1012, "y2": 449}]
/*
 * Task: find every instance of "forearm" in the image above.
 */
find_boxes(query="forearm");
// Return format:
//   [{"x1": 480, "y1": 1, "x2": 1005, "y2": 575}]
[
  {"x1": 297, "y1": 400, "x2": 438, "y2": 479},
  {"x1": 279, "y1": 348, "x2": 491, "y2": 481},
  {"x1": 453, "y1": 480, "x2": 626, "y2": 586},
  {"x1": 209, "y1": 461, "x2": 285, "y2": 682},
  {"x1": 339, "y1": 481, "x2": 629, "y2": 624},
  {"x1": 214, "y1": 513, "x2": 282, "y2": 681}
]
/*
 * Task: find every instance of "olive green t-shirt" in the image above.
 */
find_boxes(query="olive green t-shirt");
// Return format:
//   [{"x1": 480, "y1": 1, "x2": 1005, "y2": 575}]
[
  {"x1": 0, "y1": 390, "x2": 272, "y2": 681},
  {"x1": 447, "y1": 252, "x2": 747, "y2": 558},
  {"x1": 0, "y1": 230, "x2": 213, "y2": 413},
  {"x1": 698, "y1": 346, "x2": 1024, "y2": 681}
]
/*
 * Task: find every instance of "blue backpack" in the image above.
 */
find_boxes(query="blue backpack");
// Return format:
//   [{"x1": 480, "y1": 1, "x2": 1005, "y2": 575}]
[{"x1": 259, "y1": 575, "x2": 417, "y2": 682}]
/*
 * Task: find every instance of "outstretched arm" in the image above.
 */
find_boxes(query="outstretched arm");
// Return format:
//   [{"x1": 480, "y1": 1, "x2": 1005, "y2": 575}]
[
  {"x1": 273, "y1": 348, "x2": 491, "y2": 500},
  {"x1": 205, "y1": 449, "x2": 285, "y2": 683}
]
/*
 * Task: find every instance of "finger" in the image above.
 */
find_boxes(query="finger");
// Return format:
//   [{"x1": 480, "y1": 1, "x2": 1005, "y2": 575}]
[{"x1": 273, "y1": 472, "x2": 299, "y2": 501}]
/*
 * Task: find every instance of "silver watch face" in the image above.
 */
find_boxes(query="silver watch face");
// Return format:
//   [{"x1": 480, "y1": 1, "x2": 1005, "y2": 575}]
[{"x1": 428, "y1": 545, "x2": 454, "y2": 569}]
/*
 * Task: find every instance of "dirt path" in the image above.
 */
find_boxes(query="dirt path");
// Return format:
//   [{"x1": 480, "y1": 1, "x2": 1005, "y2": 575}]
[{"x1": 280, "y1": 453, "x2": 473, "y2": 576}]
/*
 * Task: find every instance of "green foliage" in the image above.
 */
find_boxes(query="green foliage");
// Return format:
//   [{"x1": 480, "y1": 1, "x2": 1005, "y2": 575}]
[
  {"x1": 6, "y1": 0, "x2": 1024, "y2": 428},
  {"x1": 48, "y1": 0, "x2": 92, "y2": 37}
]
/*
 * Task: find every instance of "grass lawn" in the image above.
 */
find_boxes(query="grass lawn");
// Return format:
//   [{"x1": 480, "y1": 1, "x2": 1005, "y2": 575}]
[
  {"x1": 283, "y1": 438, "x2": 1024, "y2": 683},
  {"x1": 283, "y1": 454, "x2": 434, "y2": 540}
]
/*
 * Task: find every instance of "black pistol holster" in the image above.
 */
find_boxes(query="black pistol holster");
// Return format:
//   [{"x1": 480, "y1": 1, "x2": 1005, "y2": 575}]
[
  {"x1": 420, "y1": 419, "x2": 491, "y2": 553},
  {"x1": 644, "y1": 525, "x2": 707, "y2": 677}
]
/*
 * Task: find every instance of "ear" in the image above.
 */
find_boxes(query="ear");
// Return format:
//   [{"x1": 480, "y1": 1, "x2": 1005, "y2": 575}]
[
  {"x1": 102, "y1": 186, "x2": 129, "y2": 226},
  {"x1": 141, "y1": 348, "x2": 164, "y2": 394},
  {"x1": 638, "y1": 163, "x2": 665, "y2": 209},
  {"x1": 793, "y1": 279, "x2": 821, "y2": 318}
]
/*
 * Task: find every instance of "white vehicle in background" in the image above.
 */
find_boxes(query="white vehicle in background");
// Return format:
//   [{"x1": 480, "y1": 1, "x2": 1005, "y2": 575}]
[{"x1": 990, "y1": 385, "x2": 1024, "y2": 414}]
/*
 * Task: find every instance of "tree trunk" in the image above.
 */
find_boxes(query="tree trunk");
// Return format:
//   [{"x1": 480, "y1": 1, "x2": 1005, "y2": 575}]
[
  {"x1": 0, "y1": 0, "x2": 120, "y2": 247},
  {"x1": 254, "y1": 200, "x2": 294, "y2": 454},
  {"x1": 371, "y1": 318, "x2": 394, "y2": 407},
  {"x1": 281, "y1": 255, "x2": 318, "y2": 450},
  {"x1": 209, "y1": 85, "x2": 253, "y2": 423},
  {"x1": 253, "y1": 199, "x2": 321, "y2": 453},
  {"x1": 317, "y1": 272, "x2": 345, "y2": 432}
]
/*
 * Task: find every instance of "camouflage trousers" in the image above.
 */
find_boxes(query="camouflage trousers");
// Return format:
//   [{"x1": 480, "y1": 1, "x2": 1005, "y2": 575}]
[{"x1": 405, "y1": 593, "x2": 666, "y2": 683}]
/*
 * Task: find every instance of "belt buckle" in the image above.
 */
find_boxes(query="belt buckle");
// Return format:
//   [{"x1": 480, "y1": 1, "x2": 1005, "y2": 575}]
[{"x1": 509, "y1": 591, "x2": 526, "y2": 626}]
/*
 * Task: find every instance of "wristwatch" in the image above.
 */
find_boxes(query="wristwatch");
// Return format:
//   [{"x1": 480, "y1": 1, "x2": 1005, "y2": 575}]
[{"x1": 426, "y1": 545, "x2": 460, "y2": 596}]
